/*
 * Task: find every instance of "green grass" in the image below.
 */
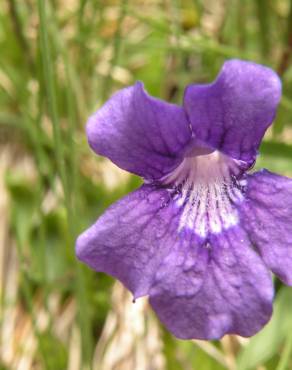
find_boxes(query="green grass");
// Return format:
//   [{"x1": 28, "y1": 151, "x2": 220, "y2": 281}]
[{"x1": 1, "y1": 0, "x2": 292, "y2": 369}]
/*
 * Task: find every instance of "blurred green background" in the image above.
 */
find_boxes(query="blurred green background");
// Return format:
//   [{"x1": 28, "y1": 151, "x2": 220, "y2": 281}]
[{"x1": 1, "y1": 0, "x2": 292, "y2": 369}]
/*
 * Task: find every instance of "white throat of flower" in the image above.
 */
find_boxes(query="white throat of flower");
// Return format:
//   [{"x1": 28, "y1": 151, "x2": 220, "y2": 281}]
[{"x1": 162, "y1": 150, "x2": 247, "y2": 238}]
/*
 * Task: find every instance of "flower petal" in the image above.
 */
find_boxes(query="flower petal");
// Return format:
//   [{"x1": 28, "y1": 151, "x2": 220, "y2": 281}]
[
  {"x1": 240, "y1": 169, "x2": 292, "y2": 285},
  {"x1": 184, "y1": 60, "x2": 281, "y2": 163},
  {"x1": 87, "y1": 82, "x2": 191, "y2": 180},
  {"x1": 149, "y1": 228, "x2": 273, "y2": 339},
  {"x1": 76, "y1": 185, "x2": 183, "y2": 299}
]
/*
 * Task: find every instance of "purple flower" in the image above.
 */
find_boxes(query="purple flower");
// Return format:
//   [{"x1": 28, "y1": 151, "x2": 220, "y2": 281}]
[{"x1": 76, "y1": 59, "x2": 292, "y2": 340}]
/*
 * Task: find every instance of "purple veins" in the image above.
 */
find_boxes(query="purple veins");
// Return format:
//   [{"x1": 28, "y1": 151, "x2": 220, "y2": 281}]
[{"x1": 76, "y1": 59, "x2": 292, "y2": 340}]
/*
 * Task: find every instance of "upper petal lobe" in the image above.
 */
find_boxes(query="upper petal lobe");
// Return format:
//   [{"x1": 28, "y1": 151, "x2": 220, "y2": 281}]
[
  {"x1": 149, "y1": 228, "x2": 273, "y2": 339},
  {"x1": 239, "y1": 170, "x2": 292, "y2": 285},
  {"x1": 184, "y1": 59, "x2": 281, "y2": 162},
  {"x1": 87, "y1": 82, "x2": 192, "y2": 180}
]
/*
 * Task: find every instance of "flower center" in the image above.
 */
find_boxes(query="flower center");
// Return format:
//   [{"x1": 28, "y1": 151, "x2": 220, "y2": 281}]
[{"x1": 162, "y1": 150, "x2": 247, "y2": 238}]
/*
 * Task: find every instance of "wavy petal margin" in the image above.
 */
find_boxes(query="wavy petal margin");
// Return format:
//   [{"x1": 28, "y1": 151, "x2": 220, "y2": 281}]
[
  {"x1": 184, "y1": 60, "x2": 281, "y2": 163},
  {"x1": 87, "y1": 82, "x2": 191, "y2": 180}
]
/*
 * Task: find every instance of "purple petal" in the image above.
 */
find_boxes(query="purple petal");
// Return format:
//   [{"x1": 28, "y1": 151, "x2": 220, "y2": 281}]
[
  {"x1": 240, "y1": 170, "x2": 292, "y2": 285},
  {"x1": 184, "y1": 60, "x2": 281, "y2": 163},
  {"x1": 76, "y1": 185, "x2": 182, "y2": 299},
  {"x1": 149, "y1": 228, "x2": 273, "y2": 339},
  {"x1": 87, "y1": 82, "x2": 191, "y2": 180}
]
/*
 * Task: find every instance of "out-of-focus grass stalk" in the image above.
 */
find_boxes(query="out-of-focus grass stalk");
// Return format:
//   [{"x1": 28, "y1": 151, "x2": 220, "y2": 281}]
[
  {"x1": 37, "y1": 0, "x2": 93, "y2": 368},
  {"x1": 44, "y1": 0, "x2": 86, "y2": 182},
  {"x1": 276, "y1": 330, "x2": 292, "y2": 370},
  {"x1": 170, "y1": 0, "x2": 183, "y2": 55},
  {"x1": 277, "y1": 0, "x2": 292, "y2": 75},
  {"x1": 6, "y1": 0, "x2": 35, "y2": 72},
  {"x1": 3, "y1": 0, "x2": 57, "y2": 352},
  {"x1": 0, "y1": 59, "x2": 51, "y2": 180},
  {"x1": 78, "y1": 0, "x2": 88, "y2": 35},
  {"x1": 236, "y1": 0, "x2": 246, "y2": 49},
  {"x1": 191, "y1": 0, "x2": 203, "y2": 20},
  {"x1": 22, "y1": 112, "x2": 55, "y2": 332},
  {"x1": 281, "y1": 95, "x2": 292, "y2": 113},
  {"x1": 125, "y1": 7, "x2": 259, "y2": 61},
  {"x1": 170, "y1": 0, "x2": 186, "y2": 99},
  {"x1": 77, "y1": 0, "x2": 101, "y2": 84},
  {"x1": 125, "y1": 5, "x2": 170, "y2": 32},
  {"x1": 102, "y1": 0, "x2": 128, "y2": 100},
  {"x1": 46, "y1": 1, "x2": 87, "y2": 122},
  {"x1": 261, "y1": 141, "x2": 292, "y2": 159},
  {"x1": 45, "y1": 0, "x2": 94, "y2": 349},
  {"x1": 127, "y1": 36, "x2": 259, "y2": 60},
  {"x1": 37, "y1": 0, "x2": 68, "y2": 199},
  {"x1": 14, "y1": 231, "x2": 53, "y2": 370},
  {"x1": 56, "y1": 23, "x2": 94, "y2": 369},
  {"x1": 256, "y1": 0, "x2": 270, "y2": 57}
]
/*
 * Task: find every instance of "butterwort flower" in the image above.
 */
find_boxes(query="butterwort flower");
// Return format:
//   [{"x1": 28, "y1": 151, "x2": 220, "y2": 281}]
[{"x1": 76, "y1": 59, "x2": 292, "y2": 340}]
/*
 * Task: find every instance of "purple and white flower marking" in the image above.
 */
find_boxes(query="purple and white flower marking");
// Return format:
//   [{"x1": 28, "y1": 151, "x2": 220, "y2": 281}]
[
  {"x1": 161, "y1": 148, "x2": 246, "y2": 237},
  {"x1": 76, "y1": 59, "x2": 292, "y2": 340}
]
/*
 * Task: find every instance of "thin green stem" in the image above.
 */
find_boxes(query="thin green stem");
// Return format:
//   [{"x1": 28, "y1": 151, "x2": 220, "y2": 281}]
[
  {"x1": 256, "y1": 0, "x2": 270, "y2": 57},
  {"x1": 169, "y1": 0, "x2": 186, "y2": 100},
  {"x1": 276, "y1": 331, "x2": 292, "y2": 370},
  {"x1": 14, "y1": 232, "x2": 53, "y2": 369},
  {"x1": 124, "y1": 7, "x2": 259, "y2": 61},
  {"x1": 38, "y1": 3, "x2": 94, "y2": 367},
  {"x1": 170, "y1": 0, "x2": 182, "y2": 51},
  {"x1": 236, "y1": 0, "x2": 246, "y2": 49},
  {"x1": 102, "y1": 0, "x2": 128, "y2": 100},
  {"x1": 37, "y1": 0, "x2": 68, "y2": 201},
  {"x1": 6, "y1": 0, "x2": 35, "y2": 72},
  {"x1": 277, "y1": 0, "x2": 292, "y2": 76}
]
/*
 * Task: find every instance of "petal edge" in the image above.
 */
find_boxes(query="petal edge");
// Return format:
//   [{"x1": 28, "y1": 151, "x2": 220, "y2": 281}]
[
  {"x1": 184, "y1": 59, "x2": 281, "y2": 162},
  {"x1": 87, "y1": 82, "x2": 192, "y2": 180}
]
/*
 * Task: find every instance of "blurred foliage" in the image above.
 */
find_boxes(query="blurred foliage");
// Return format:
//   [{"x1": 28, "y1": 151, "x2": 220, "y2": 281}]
[{"x1": 1, "y1": 0, "x2": 292, "y2": 369}]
